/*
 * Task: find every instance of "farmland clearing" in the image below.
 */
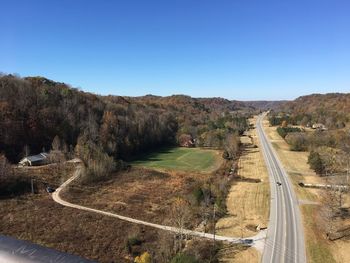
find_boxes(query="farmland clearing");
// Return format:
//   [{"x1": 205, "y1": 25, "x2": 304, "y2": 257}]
[{"x1": 131, "y1": 147, "x2": 222, "y2": 173}]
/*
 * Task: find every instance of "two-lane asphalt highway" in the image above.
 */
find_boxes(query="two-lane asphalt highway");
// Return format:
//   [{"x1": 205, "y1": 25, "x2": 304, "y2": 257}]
[{"x1": 257, "y1": 114, "x2": 306, "y2": 263}]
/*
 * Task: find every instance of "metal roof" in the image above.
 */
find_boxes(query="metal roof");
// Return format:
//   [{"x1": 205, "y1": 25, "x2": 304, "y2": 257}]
[
  {"x1": 20, "y1": 153, "x2": 48, "y2": 163},
  {"x1": 0, "y1": 235, "x2": 96, "y2": 263}
]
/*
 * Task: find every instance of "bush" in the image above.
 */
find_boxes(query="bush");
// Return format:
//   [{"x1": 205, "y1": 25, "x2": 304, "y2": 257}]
[
  {"x1": 0, "y1": 155, "x2": 30, "y2": 197},
  {"x1": 134, "y1": 252, "x2": 151, "y2": 263},
  {"x1": 269, "y1": 115, "x2": 290, "y2": 126},
  {"x1": 285, "y1": 133, "x2": 308, "y2": 151},
  {"x1": 308, "y1": 151, "x2": 325, "y2": 175},
  {"x1": 277, "y1": 127, "x2": 301, "y2": 139},
  {"x1": 192, "y1": 186, "x2": 204, "y2": 205},
  {"x1": 126, "y1": 236, "x2": 142, "y2": 254},
  {"x1": 127, "y1": 236, "x2": 142, "y2": 246},
  {"x1": 185, "y1": 240, "x2": 221, "y2": 263},
  {"x1": 222, "y1": 150, "x2": 230, "y2": 160},
  {"x1": 215, "y1": 193, "x2": 226, "y2": 214}
]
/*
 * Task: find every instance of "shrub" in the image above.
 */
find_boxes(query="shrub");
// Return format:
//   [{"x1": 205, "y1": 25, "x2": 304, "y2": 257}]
[
  {"x1": 185, "y1": 239, "x2": 221, "y2": 263},
  {"x1": 277, "y1": 127, "x2": 301, "y2": 139},
  {"x1": 125, "y1": 236, "x2": 142, "y2": 254},
  {"x1": 285, "y1": 133, "x2": 308, "y2": 151},
  {"x1": 127, "y1": 236, "x2": 142, "y2": 246},
  {"x1": 269, "y1": 115, "x2": 290, "y2": 126},
  {"x1": 134, "y1": 252, "x2": 151, "y2": 263},
  {"x1": 308, "y1": 151, "x2": 325, "y2": 175},
  {"x1": 222, "y1": 150, "x2": 230, "y2": 160},
  {"x1": 192, "y1": 186, "x2": 204, "y2": 205}
]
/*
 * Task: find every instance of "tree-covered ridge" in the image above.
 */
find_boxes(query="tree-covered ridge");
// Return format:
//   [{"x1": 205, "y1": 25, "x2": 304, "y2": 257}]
[
  {"x1": 0, "y1": 75, "x2": 178, "y2": 163},
  {"x1": 0, "y1": 75, "x2": 250, "y2": 166},
  {"x1": 277, "y1": 93, "x2": 350, "y2": 129}
]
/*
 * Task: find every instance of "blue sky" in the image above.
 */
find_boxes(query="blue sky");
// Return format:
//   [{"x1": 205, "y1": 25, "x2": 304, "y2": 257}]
[{"x1": 1, "y1": 0, "x2": 349, "y2": 100}]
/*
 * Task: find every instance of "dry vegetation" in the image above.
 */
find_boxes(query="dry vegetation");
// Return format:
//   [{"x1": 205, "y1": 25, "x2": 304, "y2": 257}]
[
  {"x1": 62, "y1": 167, "x2": 212, "y2": 226},
  {"x1": 0, "y1": 165, "x2": 169, "y2": 262},
  {"x1": 263, "y1": 117, "x2": 350, "y2": 263},
  {"x1": 0, "y1": 165, "x2": 216, "y2": 262},
  {"x1": 216, "y1": 117, "x2": 270, "y2": 263},
  {"x1": 1, "y1": 151, "x2": 246, "y2": 262}
]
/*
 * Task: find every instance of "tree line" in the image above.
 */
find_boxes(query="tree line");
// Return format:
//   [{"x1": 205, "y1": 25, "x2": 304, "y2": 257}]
[{"x1": 0, "y1": 75, "x2": 249, "y2": 181}]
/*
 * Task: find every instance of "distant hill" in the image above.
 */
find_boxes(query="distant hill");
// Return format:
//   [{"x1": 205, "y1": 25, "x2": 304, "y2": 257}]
[
  {"x1": 281, "y1": 93, "x2": 350, "y2": 115},
  {"x1": 243, "y1": 100, "x2": 288, "y2": 111},
  {"x1": 273, "y1": 93, "x2": 350, "y2": 129},
  {"x1": 129, "y1": 95, "x2": 250, "y2": 113}
]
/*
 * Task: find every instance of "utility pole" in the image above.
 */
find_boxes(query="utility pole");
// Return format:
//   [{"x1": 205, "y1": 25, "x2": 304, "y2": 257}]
[
  {"x1": 347, "y1": 158, "x2": 349, "y2": 185},
  {"x1": 213, "y1": 203, "x2": 216, "y2": 250},
  {"x1": 31, "y1": 178, "x2": 34, "y2": 194}
]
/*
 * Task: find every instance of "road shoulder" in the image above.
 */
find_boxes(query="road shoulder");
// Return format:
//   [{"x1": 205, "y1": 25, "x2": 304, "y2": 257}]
[{"x1": 262, "y1": 117, "x2": 347, "y2": 263}]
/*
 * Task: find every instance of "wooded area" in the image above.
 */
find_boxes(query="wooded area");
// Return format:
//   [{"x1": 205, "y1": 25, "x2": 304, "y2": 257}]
[
  {"x1": 268, "y1": 93, "x2": 350, "y2": 176},
  {"x1": 0, "y1": 75, "x2": 250, "y2": 181}
]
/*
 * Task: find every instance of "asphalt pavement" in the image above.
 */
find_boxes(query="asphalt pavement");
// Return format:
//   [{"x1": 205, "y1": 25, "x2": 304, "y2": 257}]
[{"x1": 257, "y1": 114, "x2": 306, "y2": 263}]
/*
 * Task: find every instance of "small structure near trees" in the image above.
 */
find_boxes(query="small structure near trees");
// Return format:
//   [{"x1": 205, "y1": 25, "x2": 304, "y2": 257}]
[
  {"x1": 312, "y1": 123, "x2": 327, "y2": 131},
  {"x1": 178, "y1": 134, "x2": 195, "y2": 148},
  {"x1": 18, "y1": 153, "x2": 49, "y2": 166}
]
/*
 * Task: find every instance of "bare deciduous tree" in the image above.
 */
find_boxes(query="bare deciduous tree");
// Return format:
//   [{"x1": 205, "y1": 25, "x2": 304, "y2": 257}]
[
  {"x1": 224, "y1": 133, "x2": 240, "y2": 159},
  {"x1": 170, "y1": 197, "x2": 191, "y2": 253},
  {"x1": 51, "y1": 135, "x2": 61, "y2": 151},
  {"x1": 0, "y1": 154, "x2": 11, "y2": 180}
]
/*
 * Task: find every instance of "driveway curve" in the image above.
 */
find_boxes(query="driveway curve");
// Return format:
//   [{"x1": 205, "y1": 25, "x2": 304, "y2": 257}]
[{"x1": 52, "y1": 164, "x2": 263, "y2": 244}]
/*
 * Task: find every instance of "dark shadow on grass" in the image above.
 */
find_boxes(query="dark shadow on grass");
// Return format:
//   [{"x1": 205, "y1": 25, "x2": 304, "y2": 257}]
[
  {"x1": 134, "y1": 158, "x2": 163, "y2": 162},
  {"x1": 0, "y1": 177, "x2": 33, "y2": 200},
  {"x1": 129, "y1": 146, "x2": 178, "y2": 163}
]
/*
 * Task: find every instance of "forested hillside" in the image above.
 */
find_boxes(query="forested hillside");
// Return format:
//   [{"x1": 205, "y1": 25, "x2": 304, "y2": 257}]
[
  {"x1": 0, "y1": 75, "x2": 178, "y2": 162},
  {"x1": 268, "y1": 93, "x2": 350, "y2": 175},
  {"x1": 273, "y1": 93, "x2": 350, "y2": 129},
  {"x1": 0, "y1": 75, "x2": 251, "y2": 176}
]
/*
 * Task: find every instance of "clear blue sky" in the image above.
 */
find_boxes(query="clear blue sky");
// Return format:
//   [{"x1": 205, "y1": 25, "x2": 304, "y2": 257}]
[{"x1": 1, "y1": 0, "x2": 349, "y2": 100}]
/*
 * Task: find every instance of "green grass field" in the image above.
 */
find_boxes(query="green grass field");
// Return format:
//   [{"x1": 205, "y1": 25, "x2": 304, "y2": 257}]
[{"x1": 131, "y1": 147, "x2": 222, "y2": 172}]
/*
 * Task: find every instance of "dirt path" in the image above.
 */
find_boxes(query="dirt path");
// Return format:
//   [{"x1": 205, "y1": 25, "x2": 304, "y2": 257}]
[{"x1": 52, "y1": 164, "x2": 264, "y2": 244}]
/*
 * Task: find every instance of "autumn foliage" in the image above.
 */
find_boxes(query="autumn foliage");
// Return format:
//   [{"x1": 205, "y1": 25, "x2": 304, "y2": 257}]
[{"x1": 0, "y1": 74, "x2": 252, "y2": 183}]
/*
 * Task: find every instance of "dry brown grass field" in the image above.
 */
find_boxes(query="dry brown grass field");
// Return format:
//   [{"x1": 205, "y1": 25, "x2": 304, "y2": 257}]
[
  {"x1": 0, "y1": 166, "x2": 171, "y2": 262},
  {"x1": 216, "y1": 116, "x2": 270, "y2": 263},
  {"x1": 63, "y1": 167, "x2": 213, "y2": 226},
  {"x1": 263, "y1": 117, "x2": 350, "y2": 263},
  {"x1": 1, "y1": 153, "x2": 248, "y2": 262}
]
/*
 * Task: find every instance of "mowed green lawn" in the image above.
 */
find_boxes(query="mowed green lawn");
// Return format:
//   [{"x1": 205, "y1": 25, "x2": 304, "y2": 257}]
[{"x1": 131, "y1": 147, "x2": 222, "y2": 172}]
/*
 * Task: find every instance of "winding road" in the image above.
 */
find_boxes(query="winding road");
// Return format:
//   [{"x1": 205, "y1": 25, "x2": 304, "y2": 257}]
[
  {"x1": 52, "y1": 165, "x2": 264, "y2": 244},
  {"x1": 257, "y1": 114, "x2": 306, "y2": 263}
]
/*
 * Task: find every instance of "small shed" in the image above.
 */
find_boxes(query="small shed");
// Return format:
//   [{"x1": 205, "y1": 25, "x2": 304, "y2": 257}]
[{"x1": 19, "y1": 153, "x2": 49, "y2": 166}]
